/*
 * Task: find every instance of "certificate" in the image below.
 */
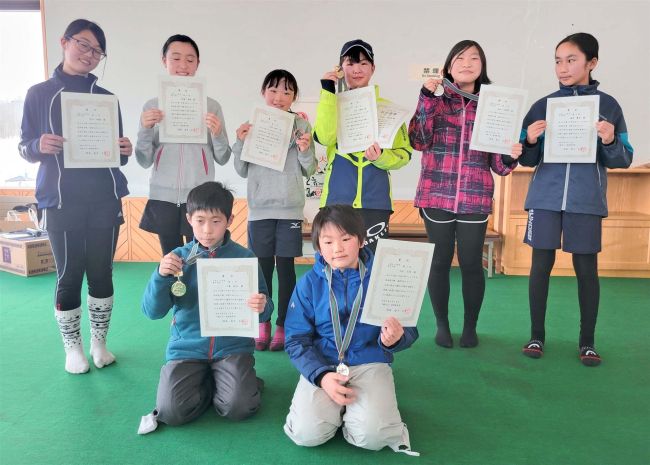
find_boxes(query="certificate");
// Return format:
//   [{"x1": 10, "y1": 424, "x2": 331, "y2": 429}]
[
  {"x1": 196, "y1": 257, "x2": 259, "y2": 338},
  {"x1": 158, "y1": 75, "x2": 207, "y2": 144},
  {"x1": 240, "y1": 105, "x2": 295, "y2": 172},
  {"x1": 377, "y1": 101, "x2": 410, "y2": 149},
  {"x1": 470, "y1": 84, "x2": 528, "y2": 155},
  {"x1": 61, "y1": 92, "x2": 120, "y2": 168},
  {"x1": 360, "y1": 239, "x2": 434, "y2": 327},
  {"x1": 336, "y1": 86, "x2": 378, "y2": 153},
  {"x1": 543, "y1": 95, "x2": 600, "y2": 163}
]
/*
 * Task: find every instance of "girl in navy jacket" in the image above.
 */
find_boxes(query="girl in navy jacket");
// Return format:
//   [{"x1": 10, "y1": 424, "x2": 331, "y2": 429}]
[
  {"x1": 519, "y1": 33, "x2": 633, "y2": 366},
  {"x1": 18, "y1": 19, "x2": 132, "y2": 374}
]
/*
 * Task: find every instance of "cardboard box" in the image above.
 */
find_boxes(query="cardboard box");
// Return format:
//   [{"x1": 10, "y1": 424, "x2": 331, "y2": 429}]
[
  {"x1": 0, "y1": 195, "x2": 38, "y2": 233},
  {"x1": 0, "y1": 233, "x2": 55, "y2": 277}
]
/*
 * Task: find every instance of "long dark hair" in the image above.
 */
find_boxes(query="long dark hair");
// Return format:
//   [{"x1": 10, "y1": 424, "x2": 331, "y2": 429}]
[
  {"x1": 64, "y1": 19, "x2": 106, "y2": 54},
  {"x1": 442, "y1": 40, "x2": 491, "y2": 93}
]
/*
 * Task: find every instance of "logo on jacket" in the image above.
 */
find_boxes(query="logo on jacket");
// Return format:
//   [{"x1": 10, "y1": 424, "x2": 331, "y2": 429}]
[
  {"x1": 290, "y1": 222, "x2": 301, "y2": 229},
  {"x1": 365, "y1": 221, "x2": 387, "y2": 246}
]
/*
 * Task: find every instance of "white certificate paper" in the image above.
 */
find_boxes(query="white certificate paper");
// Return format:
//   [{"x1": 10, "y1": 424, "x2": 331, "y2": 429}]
[
  {"x1": 377, "y1": 101, "x2": 410, "y2": 149},
  {"x1": 61, "y1": 92, "x2": 120, "y2": 168},
  {"x1": 196, "y1": 257, "x2": 259, "y2": 338},
  {"x1": 158, "y1": 75, "x2": 207, "y2": 144},
  {"x1": 544, "y1": 95, "x2": 600, "y2": 163},
  {"x1": 360, "y1": 239, "x2": 435, "y2": 327},
  {"x1": 470, "y1": 84, "x2": 528, "y2": 155},
  {"x1": 336, "y1": 86, "x2": 378, "y2": 153},
  {"x1": 240, "y1": 105, "x2": 295, "y2": 172}
]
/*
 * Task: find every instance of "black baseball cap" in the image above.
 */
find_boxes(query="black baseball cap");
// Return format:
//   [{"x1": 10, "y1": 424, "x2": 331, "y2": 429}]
[{"x1": 340, "y1": 39, "x2": 374, "y2": 63}]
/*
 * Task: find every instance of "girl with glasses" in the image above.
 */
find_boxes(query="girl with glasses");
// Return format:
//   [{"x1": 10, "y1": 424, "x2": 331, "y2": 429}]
[{"x1": 18, "y1": 18, "x2": 132, "y2": 374}]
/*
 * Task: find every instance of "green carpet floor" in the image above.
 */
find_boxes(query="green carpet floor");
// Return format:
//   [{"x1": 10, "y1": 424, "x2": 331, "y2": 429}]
[{"x1": 0, "y1": 263, "x2": 648, "y2": 465}]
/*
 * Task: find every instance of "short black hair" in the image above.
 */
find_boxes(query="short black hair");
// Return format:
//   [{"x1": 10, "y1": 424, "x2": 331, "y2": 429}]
[
  {"x1": 311, "y1": 205, "x2": 366, "y2": 252},
  {"x1": 556, "y1": 32, "x2": 599, "y2": 79},
  {"x1": 261, "y1": 69, "x2": 299, "y2": 99},
  {"x1": 443, "y1": 40, "x2": 491, "y2": 93},
  {"x1": 64, "y1": 19, "x2": 106, "y2": 54},
  {"x1": 162, "y1": 34, "x2": 200, "y2": 60},
  {"x1": 186, "y1": 182, "x2": 234, "y2": 218}
]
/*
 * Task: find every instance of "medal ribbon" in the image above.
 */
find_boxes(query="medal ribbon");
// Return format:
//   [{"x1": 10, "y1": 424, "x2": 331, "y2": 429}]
[
  {"x1": 326, "y1": 261, "x2": 366, "y2": 363},
  {"x1": 441, "y1": 78, "x2": 479, "y2": 101},
  {"x1": 184, "y1": 240, "x2": 221, "y2": 267}
]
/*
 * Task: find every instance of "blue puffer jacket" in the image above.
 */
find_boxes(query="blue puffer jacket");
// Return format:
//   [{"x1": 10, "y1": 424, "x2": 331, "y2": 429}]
[
  {"x1": 519, "y1": 80, "x2": 633, "y2": 216},
  {"x1": 142, "y1": 231, "x2": 273, "y2": 361},
  {"x1": 18, "y1": 64, "x2": 129, "y2": 209},
  {"x1": 285, "y1": 249, "x2": 418, "y2": 385}
]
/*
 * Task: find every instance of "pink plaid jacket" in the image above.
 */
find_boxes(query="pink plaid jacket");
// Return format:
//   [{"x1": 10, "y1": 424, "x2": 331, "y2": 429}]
[{"x1": 408, "y1": 87, "x2": 516, "y2": 214}]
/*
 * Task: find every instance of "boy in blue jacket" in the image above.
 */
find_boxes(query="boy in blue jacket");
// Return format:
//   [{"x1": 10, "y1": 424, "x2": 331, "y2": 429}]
[
  {"x1": 283, "y1": 205, "x2": 418, "y2": 454},
  {"x1": 139, "y1": 181, "x2": 272, "y2": 434}
]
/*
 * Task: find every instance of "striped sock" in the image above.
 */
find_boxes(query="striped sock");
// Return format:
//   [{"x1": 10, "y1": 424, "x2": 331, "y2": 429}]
[
  {"x1": 88, "y1": 295, "x2": 115, "y2": 368},
  {"x1": 54, "y1": 307, "x2": 89, "y2": 374}
]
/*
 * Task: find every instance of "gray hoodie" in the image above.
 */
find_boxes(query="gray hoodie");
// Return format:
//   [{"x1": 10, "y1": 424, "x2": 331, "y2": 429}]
[
  {"x1": 232, "y1": 114, "x2": 317, "y2": 221},
  {"x1": 135, "y1": 97, "x2": 231, "y2": 205}
]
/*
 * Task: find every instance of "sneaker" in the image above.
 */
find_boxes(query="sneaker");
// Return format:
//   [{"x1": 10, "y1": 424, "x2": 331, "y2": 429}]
[
  {"x1": 522, "y1": 339, "x2": 544, "y2": 359},
  {"x1": 255, "y1": 321, "x2": 271, "y2": 351},
  {"x1": 269, "y1": 325, "x2": 285, "y2": 352},
  {"x1": 579, "y1": 346, "x2": 601, "y2": 367}
]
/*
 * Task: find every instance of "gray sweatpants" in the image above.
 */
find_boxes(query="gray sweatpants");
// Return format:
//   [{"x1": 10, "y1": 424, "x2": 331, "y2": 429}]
[
  {"x1": 155, "y1": 353, "x2": 261, "y2": 426},
  {"x1": 284, "y1": 363, "x2": 411, "y2": 451}
]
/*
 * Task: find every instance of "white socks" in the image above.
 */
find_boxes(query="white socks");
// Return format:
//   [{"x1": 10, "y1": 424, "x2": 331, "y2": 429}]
[
  {"x1": 54, "y1": 295, "x2": 116, "y2": 374},
  {"x1": 87, "y1": 295, "x2": 116, "y2": 368},
  {"x1": 54, "y1": 307, "x2": 89, "y2": 374}
]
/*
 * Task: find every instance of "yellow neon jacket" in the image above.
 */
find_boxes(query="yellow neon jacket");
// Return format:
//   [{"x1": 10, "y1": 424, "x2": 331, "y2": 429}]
[{"x1": 313, "y1": 85, "x2": 412, "y2": 210}]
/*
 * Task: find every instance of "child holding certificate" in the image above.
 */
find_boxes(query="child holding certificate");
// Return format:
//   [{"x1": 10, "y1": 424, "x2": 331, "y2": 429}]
[
  {"x1": 315, "y1": 39, "x2": 412, "y2": 253},
  {"x1": 519, "y1": 33, "x2": 633, "y2": 366},
  {"x1": 232, "y1": 70, "x2": 317, "y2": 352},
  {"x1": 408, "y1": 40, "x2": 522, "y2": 349},
  {"x1": 284, "y1": 205, "x2": 418, "y2": 454},
  {"x1": 135, "y1": 34, "x2": 231, "y2": 255},
  {"x1": 18, "y1": 19, "x2": 132, "y2": 374},
  {"x1": 139, "y1": 182, "x2": 273, "y2": 433}
]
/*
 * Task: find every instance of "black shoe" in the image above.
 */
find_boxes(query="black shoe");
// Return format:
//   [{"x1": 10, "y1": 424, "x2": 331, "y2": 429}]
[
  {"x1": 459, "y1": 327, "x2": 478, "y2": 348},
  {"x1": 522, "y1": 339, "x2": 544, "y2": 359},
  {"x1": 579, "y1": 346, "x2": 601, "y2": 367},
  {"x1": 435, "y1": 326, "x2": 453, "y2": 348}
]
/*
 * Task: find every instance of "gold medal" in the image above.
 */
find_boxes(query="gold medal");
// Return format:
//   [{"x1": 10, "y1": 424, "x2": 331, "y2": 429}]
[
  {"x1": 334, "y1": 65, "x2": 344, "y2": 79},
  {"x1": 171, "y1": 271, "x2": 186, "y2": 297}
]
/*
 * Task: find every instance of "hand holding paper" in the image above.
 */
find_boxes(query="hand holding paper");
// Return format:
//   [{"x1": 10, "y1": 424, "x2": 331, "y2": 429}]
[
  {"x1": 380, "y1": 316, "x2": 404, "y2": 347},
  {"x1": 141, "y1": 108, "x2": 163, "y2": 129},
  {"x1": 596, "y1": 120, "x2": 615, "y2": 145},
  {"x1": 205, "y1": 112, "x2": 222, "y2": 137},
  {"x1": 39, "y1": 134, "x2": 64, "y2": 155},
  {"x1": 526, "y1": 120, "x2": 547, "y2": 144},
  {"x1": 247, "y1": 293, "x2": 267, "y2": 314}
]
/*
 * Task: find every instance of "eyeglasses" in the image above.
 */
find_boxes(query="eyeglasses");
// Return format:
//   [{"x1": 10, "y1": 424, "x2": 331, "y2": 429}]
[{"x1": 66, "y1": 36, "x2": 106, "y2": 60}]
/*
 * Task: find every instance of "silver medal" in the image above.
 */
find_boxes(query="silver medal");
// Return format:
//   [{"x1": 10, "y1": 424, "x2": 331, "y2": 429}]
[{"x1": 336, "y1": 362, "x2": 349, "y2": 376}]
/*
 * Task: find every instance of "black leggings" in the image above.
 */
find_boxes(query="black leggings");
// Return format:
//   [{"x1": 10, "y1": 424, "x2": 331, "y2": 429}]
[
  {"x1": 48, "y1": 225, "x2": 120, "y2": 311},
  {"x1": 422, "y1": 208, "x2": 487, "y2": 327},
  {"x1": 159, "y1": 233, "x2": 193, "y2": 256},
  {"x1": 258, "y1": 256, "x2": 296, "y2": 327},
  {"x1": 529, "y1": 248, "x2": 599, "y2": 346}
]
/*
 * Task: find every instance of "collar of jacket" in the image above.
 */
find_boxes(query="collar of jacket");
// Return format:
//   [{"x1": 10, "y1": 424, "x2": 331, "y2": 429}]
[
  {"x1": 557, "y1": 79, "x2": 600, "y2": 96},
  {"x1": 52, "y1": 62, "x2": 99, "y2": 93},
  {"x1": 314, "y1": 247, "x2": 374, "y2": 279}
]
